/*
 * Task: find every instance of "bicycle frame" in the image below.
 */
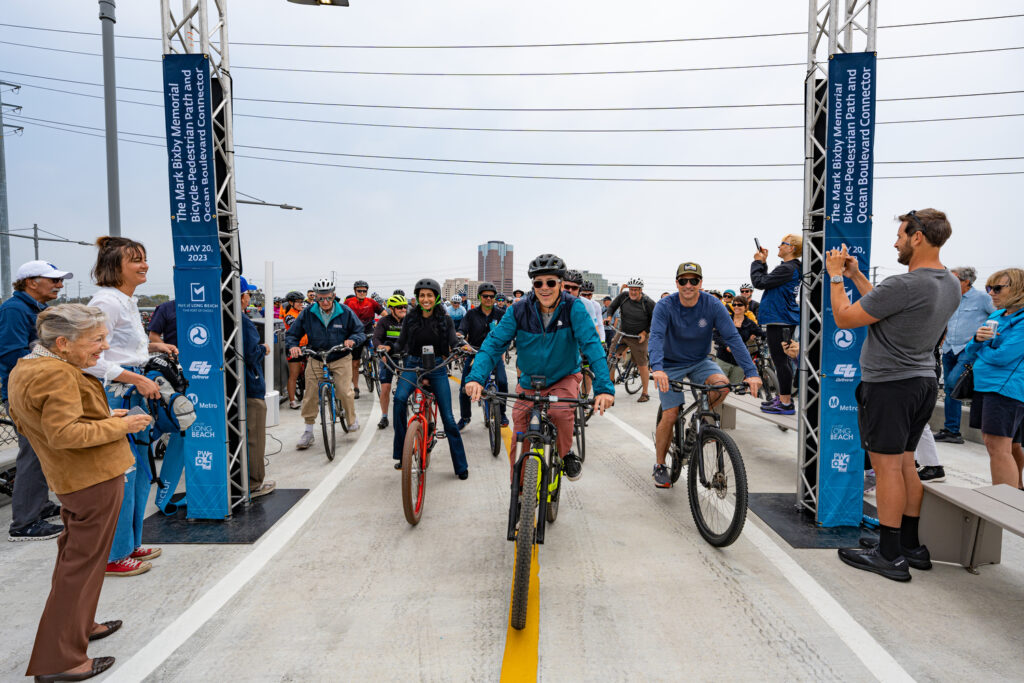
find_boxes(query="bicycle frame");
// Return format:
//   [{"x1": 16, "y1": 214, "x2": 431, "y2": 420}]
[
  {"x1": 302, "y1": 344, "x2": 352, "y2": 419},
  {"x1": 668, "y1": 380, "x2": 748, "y2": 489}
]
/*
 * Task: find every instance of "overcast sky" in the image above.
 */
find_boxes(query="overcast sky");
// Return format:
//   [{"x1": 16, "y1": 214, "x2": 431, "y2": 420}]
[{"x1": 2, "y1": 0, "x2": 1021, "y2": 300}]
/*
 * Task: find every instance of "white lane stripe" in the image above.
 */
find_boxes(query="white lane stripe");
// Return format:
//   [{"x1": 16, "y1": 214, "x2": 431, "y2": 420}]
[
  {"x1": 602, "y1": 411, "x2": 914, "y2": 683},
  {"x1": 107, "y1": 404, "x2": 382, "y2": 683}
]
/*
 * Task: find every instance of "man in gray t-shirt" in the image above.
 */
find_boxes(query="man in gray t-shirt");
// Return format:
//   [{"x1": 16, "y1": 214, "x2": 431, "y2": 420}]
[
  {"x1": 858, "y1": 268, "x2": 960, "y2": 382},
  {"x1": 825, "y1": 208, "x2": 960, "y2": 582}
]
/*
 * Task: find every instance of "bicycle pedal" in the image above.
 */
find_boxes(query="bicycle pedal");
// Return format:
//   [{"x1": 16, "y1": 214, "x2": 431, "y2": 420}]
[{"x1": 436, "y1": 431, "x2": 447, "y2": 440}]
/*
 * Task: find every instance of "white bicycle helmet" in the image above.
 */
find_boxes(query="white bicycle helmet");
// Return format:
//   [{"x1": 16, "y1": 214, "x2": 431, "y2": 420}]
[
  {"x1": 626, "y1": 277, "x2": 644, "y2": 288},
  {"x1": 451, "y1": 294, "x2": 462, "y2": 303},
  {"x1": 312, "y1": 277, "x2": 335, "y2": 292}
]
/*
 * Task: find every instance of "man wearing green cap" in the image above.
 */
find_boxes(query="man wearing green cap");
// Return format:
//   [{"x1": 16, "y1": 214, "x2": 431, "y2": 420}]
[{"x1": 648, "y1": 262, "x2": 762, "y2": 488}]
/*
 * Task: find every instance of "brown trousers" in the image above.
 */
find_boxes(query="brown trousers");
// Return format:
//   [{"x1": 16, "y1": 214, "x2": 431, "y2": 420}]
[
  {"x1": 301, "y1": 357, "x2": 355, "y2": 426},
  {"x1": 246, "y1": 397, "x2": 267, "y2": 490},
  {"x1": 26, "y1": 475, "x2": 124, "y2": 676}
]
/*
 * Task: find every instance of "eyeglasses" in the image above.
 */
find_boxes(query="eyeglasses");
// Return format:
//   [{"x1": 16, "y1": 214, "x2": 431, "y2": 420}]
[
  {"x1": 480, "y1": 294, "x2": 495, "y2": 299},
  {"x1": 677, "y1": 276, "x2": 701, "y2": 286},
  {"x1": 987, "y1": 284, "x2": 1007, "y2": 294},
  {"x1": 355, "y1": 289, "x2": 368, "y2": 294},
  {"x1": 563, "y1": 284, "x2": 579, "y2": 291},
  {"x1": 581, "y1": 292, "x2": 593, "y2": 297},
  {"x1": 393, "y1": 305, "x2": 408, "y2": 311},
  {"x1": 780, "y1": 241, "x2": 792, "y2": 247},
  {"x1": 533, "y1": 279, "x2": 559, "y2": 289},
  {"x1": 732, "y1": 303, "x2": 746, "y2": 308},
  {"x1": 740, "y1": 289, "x2": 752, "y2": 293},
  {"x1": 722, "y1": 294, "x2": 734, "y2": 299}
]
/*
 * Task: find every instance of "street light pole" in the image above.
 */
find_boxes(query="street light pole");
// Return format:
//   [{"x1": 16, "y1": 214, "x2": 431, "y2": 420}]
[
  {"x1": 0, "y1": 82, "x2": 22, "y2": 301},
  {"x1": 99, "y1": 0, "x2": 121, "y2": 237}
]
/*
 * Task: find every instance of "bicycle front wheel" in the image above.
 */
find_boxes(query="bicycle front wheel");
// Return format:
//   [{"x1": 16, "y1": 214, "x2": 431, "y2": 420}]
[
  {"x1": 686, "y1": 426, "x2": 748, "y2": 547},
  {"x1": 402, "y1": 420, "x2": 427, "y2": 525},
  {"x1": 320, "y1": 385, "x2": 336, "y2": 461},
  {"x1": 623, "y1": 362, "x2": 641, "y2": 394},
  {"x1": 510, "y1": 456, "x2": 539, "y2": 631},
  {"x1": 488, "y1": 400, "x2": 501, "y2": 457}
]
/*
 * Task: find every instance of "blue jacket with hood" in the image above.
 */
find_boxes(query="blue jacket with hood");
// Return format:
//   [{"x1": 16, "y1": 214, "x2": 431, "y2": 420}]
[
  {"x1": 466, "y1": 290, "x2": 614, "y2": 395},
  {"x1": 750, "y1": 258, "x2": 801, "y2": 326},
  {"x1": 284, "y1": 301, "x2": 366, "y2": 363},
  {"x1": 962, "y1": 307, "x2": 1024, "y2": 404}
]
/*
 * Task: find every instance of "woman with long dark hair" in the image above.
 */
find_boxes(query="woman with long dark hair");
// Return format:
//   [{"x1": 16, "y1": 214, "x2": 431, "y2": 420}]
[{"x1": 86, "y1": 237, "x2": 177, "y2": 577}]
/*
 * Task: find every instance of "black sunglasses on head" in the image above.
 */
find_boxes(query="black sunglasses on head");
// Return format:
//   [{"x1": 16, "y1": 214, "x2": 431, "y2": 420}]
[
  {"x1": 533, "y1": 278, "x2": 559, "y2": 289},
  {"x1": 677, "y1": 276, "x2": 701, "y2": 286}
]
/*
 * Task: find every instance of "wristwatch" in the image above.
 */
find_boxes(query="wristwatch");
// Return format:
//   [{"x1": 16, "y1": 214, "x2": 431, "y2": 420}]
[{"x1": 830, "y1": 275, "x2": 844, "y2": 284}]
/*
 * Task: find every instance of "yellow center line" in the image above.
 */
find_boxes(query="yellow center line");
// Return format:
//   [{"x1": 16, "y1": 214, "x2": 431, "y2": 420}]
[{"x1": 500, "y1": 545, "x2": 540, "y2": 682}]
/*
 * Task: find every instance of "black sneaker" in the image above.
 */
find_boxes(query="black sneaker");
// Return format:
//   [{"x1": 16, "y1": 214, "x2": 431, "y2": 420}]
[
  {"x1": 377, "y1": 416, "x2": 389, "y2": 430},
  {"x1": 837, "y1": 546, "x2": 911, "y2": 581},
  {"x1": 563, "y1": 452, "x2": 583, "y2": 481},
  {"x1": 39, "y1": 501, "x2": 62, "y2": 521},
  {"x1": 933, "y1": 429, "x2": 964, "y2": 444},
  {"x1": 456, "y1": 417, "x2": 471, "y2": 431},
  {"x1": 394, "y1": 460, "x2": 402, "y2": 470},
  {"x1": 652, "y1": 464, "x2": 671, "y2": 488},
  {"x1": 457, "y1": 470, "x2": 469, "y2": 481},
  {"x1": 353, "y1": 387, "x2": 360, "y2": 399},
  {"x1": 917, "y1": 465, "x2": 946, "y2": 483},
  {"x1": 8, "y1": 519, "x2": 63, "y2": 542},
  {"x1": 858, "y1": 537, "x2": 932, "y2": 570}
]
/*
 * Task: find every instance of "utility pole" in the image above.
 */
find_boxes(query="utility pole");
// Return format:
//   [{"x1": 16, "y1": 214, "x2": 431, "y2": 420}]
[
  {"x1": 99, "y1": 0, "x2": 121, "y2": 236},
  {"x1": 32, "y1": 223, "x2": 39, "y2": 259},
  {"x1": 0, "y1": 82, "x2": 23, "y2": 301}
]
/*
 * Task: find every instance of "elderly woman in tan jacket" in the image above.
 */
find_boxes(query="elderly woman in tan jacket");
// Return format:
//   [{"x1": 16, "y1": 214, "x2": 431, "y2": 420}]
[{"x1": 8, "y1": 304, "x2": 150, "y2": 682}]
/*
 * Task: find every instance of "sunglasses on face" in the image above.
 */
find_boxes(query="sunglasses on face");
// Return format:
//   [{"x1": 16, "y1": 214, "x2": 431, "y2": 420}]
[
  {"x1": 533, "y1": 279, "x2": 559, "y2": 289},
  {"x1": 741, "y1": 289, "x2": 752, "y2": 294},
  {"x1": 780, "y1": 242, "x2": 792, "y2": 247},
  {"x1": 987, "y1": 284, "x2": 1007, "y2": 294},
  {"x1": 581, "y1": 292, "x2": 593, "y2": 297},
  {"x1": 393, "y1": 305, "x2": 408, "y2": 311},
  {"x1": 355, "y1": 289, "x2": 367, "y2": 294},
  {"x1": 677, "y1": 277, "x2": 701, "y2": 286},
  {"x1": 480, "y1": 294, "x2": 495, "y2": 299},
  {"x1": 563, "y1": 284, "x2": 579, "y2": 291},
  {"x1": 733, "y1": 303, "x2": 746, "y2": 308}
]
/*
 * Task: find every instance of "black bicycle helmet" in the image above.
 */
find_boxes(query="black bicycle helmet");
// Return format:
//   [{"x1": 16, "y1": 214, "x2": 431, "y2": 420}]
[
  {"x1": 413, "y1": 278, "x2": 441, "y2": 297},
  {"x1": 392, "y1": 288, "x2": 405, "y2": 297},
  {"x1": 581, "y1": 280, "x2": 595, "y2": 292},
  {"x1": 564, "y1": 269, "x2": 583, "y2": 285},
  {"x1": 285, "y1": 290, "x2": 305, "y2": 302},
  {"x1": 353, "y1": 279, "x2": 368, "y2": 290},
  {"x1": 477, "y1": 281, "x2": 497, "y2": 296},
  {"x1": 527, "y1": 253, "x2": 566, "y2": 278}
]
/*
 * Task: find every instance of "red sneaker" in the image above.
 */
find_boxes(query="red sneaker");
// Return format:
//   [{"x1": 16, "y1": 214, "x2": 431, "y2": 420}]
[
  {"x1": 130, "y1": 546, "x2": 162, "y2": 561},
  {"x1": 105, "y1": 557, "x2": 152, "y2": 577}
]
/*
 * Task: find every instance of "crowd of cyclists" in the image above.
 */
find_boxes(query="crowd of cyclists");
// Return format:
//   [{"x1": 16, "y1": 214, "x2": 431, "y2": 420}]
[{"x1": 272, "y1": 248, "x2": 793, "y2": 487}]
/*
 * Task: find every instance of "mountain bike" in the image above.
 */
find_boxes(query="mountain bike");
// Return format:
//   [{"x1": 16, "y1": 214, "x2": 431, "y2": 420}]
[
  {"x1": 301, "y1": 345, "x2": 351, "y2": 462},
  {"x1": 487, "y1": 382, "x2": 594, "y2": 630},
  {"x1": 606, "y1": 326, "x2": 642, "y2": 394},
  {"x1": 654, "y1": 380, "x2": 750, "y2": 547},
  {"x1": 361, "y1": 340, "x2": 381, "y2": 397},
  {"x1": 381, "y1": 347, "x2": 466, "y2": 525}
]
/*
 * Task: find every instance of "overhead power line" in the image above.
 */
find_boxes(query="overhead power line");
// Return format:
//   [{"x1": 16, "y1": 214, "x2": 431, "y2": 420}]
[
  {"x1": 0, "y1": 13, "x2": 1020, "y2": 48},
  {"x1": 3, "y1": 69, "x2": 1022, "y2": 112},
  {"x1": 13, "y1": 119, "x2": 1024, "y2": 183},
  {"x1": 10, "y1": 112, "x2": 1024, "y2": 169},
  {"x1": 0, "y1": 38, "x2": 1021, "y2": 76}
]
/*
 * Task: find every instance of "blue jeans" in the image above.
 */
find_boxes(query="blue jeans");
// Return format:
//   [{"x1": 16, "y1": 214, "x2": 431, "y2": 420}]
[
  {"x1": 106, "y1": 383, "x2": 152, "y2": 562},
  {"x1": 459, "y1": 356, "x2": 508, "y2": 421},
  {"x1": 392, "y1": 359, "x2": 468, "y2": 475},
  {"x1": 942, "y1": 350, "x2": 967, "y2": 433}
]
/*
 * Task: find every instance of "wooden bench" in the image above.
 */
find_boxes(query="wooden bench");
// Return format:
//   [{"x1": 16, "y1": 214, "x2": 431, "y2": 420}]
[
  {"x1": 719, "y1": 393, "x2": 797, "y2": 432},
  {"x1": 919, "y1": 482, "x2": 1024, "y2": 573}
]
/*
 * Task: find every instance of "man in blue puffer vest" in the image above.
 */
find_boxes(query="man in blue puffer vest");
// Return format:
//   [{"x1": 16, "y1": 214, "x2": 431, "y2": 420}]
[
  {"x1": 465, "y1": 254, "x2": 614, "y2": 482},
  {"x1": 286, "y1": 277, "x2": 366, "y2": 449}
]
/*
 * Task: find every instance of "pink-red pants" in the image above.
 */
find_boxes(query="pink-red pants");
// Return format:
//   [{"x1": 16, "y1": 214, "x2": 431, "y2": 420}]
[{"x1": 512, "y1": 372, "x2": 581, "y2": 459}]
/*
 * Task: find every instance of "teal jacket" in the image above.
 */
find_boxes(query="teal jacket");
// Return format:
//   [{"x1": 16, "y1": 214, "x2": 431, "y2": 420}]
[
  {"x1": 963, "y1": 307, "x2": 1024, "y2": 404},
  {"x1": 466, "y1": 290, "x2": 613, "y2": 394}
]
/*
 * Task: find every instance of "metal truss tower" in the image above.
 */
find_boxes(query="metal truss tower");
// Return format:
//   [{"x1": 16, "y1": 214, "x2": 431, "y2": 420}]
[
  {"x1": 160, "y1": 0, "x2": 249, "y2": 512},
  {"x1": 797, "y1": 0, "x2": 877, "y2": 517}
]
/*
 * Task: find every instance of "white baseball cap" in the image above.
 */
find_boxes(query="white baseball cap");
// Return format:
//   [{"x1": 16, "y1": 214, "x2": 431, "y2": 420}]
[{"x1": 16, "y1": 260, "x2": 73, "y2": 281}]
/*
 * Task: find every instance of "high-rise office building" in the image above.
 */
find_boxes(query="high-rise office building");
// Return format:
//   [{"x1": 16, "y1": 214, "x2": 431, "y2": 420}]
[
  {"x1": 579, "y1": 270, "x2": 611, "y2": 298},
  {"x1": 477, "y1": 241, "x2": 514, "y2": 294}
]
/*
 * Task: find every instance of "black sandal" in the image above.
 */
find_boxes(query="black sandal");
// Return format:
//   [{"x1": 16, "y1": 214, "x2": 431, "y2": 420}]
[
  {"x1": 637, "y1": 393, "x2": 650, "y2": 403},
  {"x1": 34, "y1": 657, "x2": 115, "y2": 682},
  {"x1": 88, "y1": 620, "x2": 122, "y2": 642}
]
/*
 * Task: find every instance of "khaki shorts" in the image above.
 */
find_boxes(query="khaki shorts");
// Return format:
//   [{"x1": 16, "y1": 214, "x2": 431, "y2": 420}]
[{"x1": 621, "y1": 336, "x2": 649, "y2": 367}]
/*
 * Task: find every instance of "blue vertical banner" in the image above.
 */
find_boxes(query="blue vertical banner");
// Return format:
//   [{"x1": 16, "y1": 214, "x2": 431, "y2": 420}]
[
  {"x1": 162, "y1": 54, "x2": 230, "y2": 519},
  {"x1": 818, "y1": 52, "x2": 877, "y2": 527}
]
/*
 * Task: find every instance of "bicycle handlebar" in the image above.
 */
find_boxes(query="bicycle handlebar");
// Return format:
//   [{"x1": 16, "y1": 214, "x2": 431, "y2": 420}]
[
  {"x1": 301, "y1": 344, "x2": 352, "y2": 361},
  {"x1": 483, "y1": 388, "x2": 595, "y2": 406},
  {"x1": 378, "y1": 348, "x2": 469, "y2": 376},
  {"x1": 667, "y1": 379, "x2": 751, "y2": 396}
]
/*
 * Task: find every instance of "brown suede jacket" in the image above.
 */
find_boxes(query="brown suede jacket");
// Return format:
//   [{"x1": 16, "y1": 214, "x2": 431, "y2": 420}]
[{"x1": 7, "y1": 356, "x2": 134, "y2": 494}]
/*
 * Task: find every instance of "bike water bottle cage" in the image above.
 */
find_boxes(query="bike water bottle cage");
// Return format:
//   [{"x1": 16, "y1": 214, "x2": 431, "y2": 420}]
[
  {"x1": 420, "y1": 345, "x2": 435, "y2": 370},
  {"x1": 530, "y1": 376, "x2": 546, "y2": 390}
]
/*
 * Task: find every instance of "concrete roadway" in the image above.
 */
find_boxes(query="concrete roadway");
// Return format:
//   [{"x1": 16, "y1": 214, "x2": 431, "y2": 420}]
[{"x1": 1, "y1": 376, "x2": 1022, "y2": 682}]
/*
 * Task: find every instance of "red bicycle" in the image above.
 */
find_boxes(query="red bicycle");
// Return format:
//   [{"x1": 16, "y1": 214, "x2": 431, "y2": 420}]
[{"x1": 380, "y1": 347, "x2": 467, "y2": 525}]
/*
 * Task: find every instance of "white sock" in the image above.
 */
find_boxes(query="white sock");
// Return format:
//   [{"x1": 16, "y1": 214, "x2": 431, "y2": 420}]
[{"x1": 304, "y1": 424, "x2": 314, "y2": 434}]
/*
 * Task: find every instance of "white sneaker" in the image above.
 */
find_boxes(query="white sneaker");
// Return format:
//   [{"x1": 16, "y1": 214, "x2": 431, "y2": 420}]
[
  {"x1": 297, "y1": 431, "x2": 314, "y2": 450},
  {"x1": 348, "y1": 420, "x2": 360, "y2": 432},
  {"x1": 289, "y1": 400, "x2": 300, "y2": 410}
]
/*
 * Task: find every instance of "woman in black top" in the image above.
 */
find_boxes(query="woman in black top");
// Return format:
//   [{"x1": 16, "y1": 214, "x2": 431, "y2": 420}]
[
  {"x1": 713, "y1": 296, "x2": 765, "y2": 384},
  {"x1": 391, "y1": 278, "x2": 471, "y2": 478}
]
